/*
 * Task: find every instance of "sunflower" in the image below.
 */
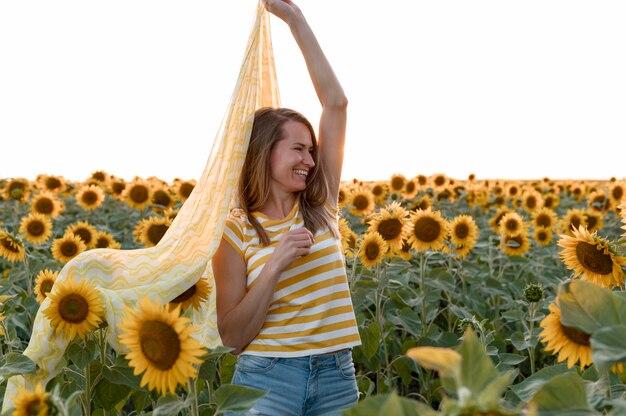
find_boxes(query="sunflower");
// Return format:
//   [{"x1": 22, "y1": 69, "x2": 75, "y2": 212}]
[
  {"x1": 505, "y1": 183, "x2": 521, "y2": 200},
  {"x1": 175, "y1": 179, "x2": 196, "y2": 202},
  {"x1": 587, "y1": 190, "x2": 609, "y2": 212},
  {"x1": 34, "y1": 269, "x2": 59, "y2": 304},
  {"x1": 108, "y1": 176, "x2": 127, "y2": 200},
  {"x1": 559, "y1": 208, "x2": 587, "y2": 236},
  {"x1": 0, "y1": 230, "x2": 25, "y2": 263},
  {"x1": 430, "y1": 173, "x2": 448, "y2": 191},
  {"x1": 43, "y1": 278, "x2": 105, "y2": 340},
  {"x1": 19, "y1": 213, "x2": 53, "y2": 245},
  {"x1": 521, "y1": 189, "x2": 543, "y2": 213},
  {"x1": 118, "y1": 297, "x2": 205, "y2": 396},
  {"x1": 558, "y1": 225, "x2": 626, "y2": 288},
  {"x1": 448, "y1": 215, "x2": 479, "y2": 256},
  {"x1": 37, "y1": 174, "x2": 67, "y2": 194},
  {"x1": 369, "y1": 182, "x2": 389, "y2": 204},
  {"x1": 466, "y1": 187, "x2": 489, "y2": 209},
  {"x1": 75, "y1": 184, "x2": 106, "y2": 211},
  {"x1": 390, "y1": 238, "x2": 413, "y2": 261},
  {"x1": 569, "y1": 183, "x2": 585, "y2": 202},
  {"x1": 169, "y1": 277, "x2": 211, "y2": 312},
  {"x1": 539, "y1": 302, "x2": 592, "y2": 368},
  {"x1": 389, "y1": 174, "x2": 406, "y2": 193},
  {"x1": 531, "y1": 207, "x2": 558, "y2": 231},
  {"x1": 11, "y1": 382, "x2": 48, "y2": 416},
  {"x1": 402, "y1": 178, "x2": 419, "y2": 200},
  {"x1": 499, "y1": 212, "x2": 526, "y2": 237},
  {"x1": 609, "y1": 181, "x2": 625, "y2": 206},
  {"x1": 2, "y1": 178, "x2": 30, "y2": 203},
  {"x1": 501, "y1": 232, "x2": 530, "y2": 256},
  {"x1": 411, "y1": 195, "x2": 432, "y2": 212},
  {"x1": 93, "y1": 230, "x2": 121, "y2": 249},
  {"x1": 338, "y1": 217, "x2": 358, "y2": 257},
  {"x1": 542, "y1": 193, "x2": 560, "y2": 210},
  {"x1": 583, "y1": 210, "x2": 603, "y2": 233},
  {"x1": 65, "y1": 221, "x2": 98, "y2": 249},
  {"x1": 533, "y1": 227, "x2": 553, "y2": 246},
  {"x1": 29, "y1": 191, "x2": 64, "y2": 218},
  {"x1": 51, "y1": 232, "x2": 87, "y2": 264},
  {"x1": 134, "y1": 216, "x2": 173, "y2": 247},
  {"x1": 347, "y1": 186, "x2": 375, "y2": 217},
  {"x1": 151, "y1": 186, "x2": 176, "y2": 211},
  {"x1": 89, "y1": 170, "x2": 110, "y2": 185},
  {"x1": 123, "y1": 178, "x2": 153, "y2": 210},
  {"x1": 358, "y1": 232, "x2": 388, "y2": 269},
  {"x1": 408, "y1": 209, "x2": 449, "y2": 252},
  {"x1": 366, "y1": 201, "x2": 409, "y2": 252},
  {"x1": 163, "y1": 207, "x2": 180, "y2": 222}
]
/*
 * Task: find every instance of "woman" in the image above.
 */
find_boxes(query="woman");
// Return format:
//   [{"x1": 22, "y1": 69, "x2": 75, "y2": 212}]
[{"x1": 211, "y1": 0, "x2": 361, "y2": 415}]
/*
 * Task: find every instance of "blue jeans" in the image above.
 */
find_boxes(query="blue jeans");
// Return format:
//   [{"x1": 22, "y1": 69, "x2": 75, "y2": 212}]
[{"x1": 225, "y1": 349, "x2": 359, "y2": 416}]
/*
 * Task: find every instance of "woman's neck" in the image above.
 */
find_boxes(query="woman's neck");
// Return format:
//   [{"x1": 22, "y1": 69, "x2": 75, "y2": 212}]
[{"x1": 260, "y1": 192, "x2": 298, "y2": 219}]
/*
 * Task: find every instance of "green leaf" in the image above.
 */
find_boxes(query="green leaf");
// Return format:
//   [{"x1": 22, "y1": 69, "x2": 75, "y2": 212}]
[
  {"x1": 393, "y1": 356, "x2": 416, "y2": 387},
  {"x1": 67, "y1": 338, "x2": 97, "y2": 368},
  {"x1": 341, "y1": 391, "x2": 430, "y2": 416},
  {"x1": 359, "y1": 322, "x2": 382, "y2": 360},
  {"x1": 510, "y1": 363, "x2": 572, "y2": 402},
  {"x1": 590, "y1": 325, "x2": 626, "y2": 373},
  {"x1": 388, "y1": 307, "x2": 423, "y2": 338},
  {"x1": 94, "y1": 377, "x2": 131, "y2": 411},
  {"x1": 509, "y1": 331, "x2": 530, "y2": 351},
  {"x1": 475, "y1": 370, "x2": 516, "y2": 408},
  {"x1": 558, "y1": 280, "x2": 626, "y2": 334},
  {"x1": 214, "y1": 384, "x2": 268, "y2": 414},
  {"x1": 459, "y1": 329, "x2": 498, "y2": 396},
  {"x1": 498, "y1": 353, "x2": 527, "y2": 366},
  {"x1": 529, "y1": 372, "x2": 597, "y2": 415},
  {"x1": 101, "y1": 363, "x2": 144, "y2": 391},
  {"x1": 0, "y1": 352, "x2": 37, "y2": 379}
]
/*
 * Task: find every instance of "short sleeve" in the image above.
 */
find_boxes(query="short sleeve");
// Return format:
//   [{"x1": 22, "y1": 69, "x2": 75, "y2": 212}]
[{"x1": 222, "y1": 215, "x2": 245, "y2": 257}]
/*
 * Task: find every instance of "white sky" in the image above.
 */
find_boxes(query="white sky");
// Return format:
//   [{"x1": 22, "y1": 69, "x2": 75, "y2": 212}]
[{"x1": 1, "y1": 0, "x2": 625, "y2": 184}]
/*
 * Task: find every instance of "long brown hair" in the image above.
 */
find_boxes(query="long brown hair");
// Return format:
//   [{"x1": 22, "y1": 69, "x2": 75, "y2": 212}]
[{"x1": 237, "y1": 107, "x2": 339, "y2": 245}]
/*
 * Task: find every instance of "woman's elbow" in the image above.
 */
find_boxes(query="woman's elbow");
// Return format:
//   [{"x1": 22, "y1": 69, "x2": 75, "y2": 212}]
[{"x1": 218, "y1": 325, "x2": 245, "y2": 355}]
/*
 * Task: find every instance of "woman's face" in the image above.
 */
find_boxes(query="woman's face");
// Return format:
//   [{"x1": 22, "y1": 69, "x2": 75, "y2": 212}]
[{"x1": 269, "y1": 120, "x2": 315, "y2": 194}]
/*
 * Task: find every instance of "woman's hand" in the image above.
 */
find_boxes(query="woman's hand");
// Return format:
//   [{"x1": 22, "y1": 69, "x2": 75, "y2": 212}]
[
  {"x1": 269, "y1": 227, "x2": 314, "y2": 272},
  {"x1": 263, "y1": 0, "x2": 303, "y2": 25}
]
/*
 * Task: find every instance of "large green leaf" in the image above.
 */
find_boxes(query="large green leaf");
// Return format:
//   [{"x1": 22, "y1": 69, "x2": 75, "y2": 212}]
[
  {"x1": 214, "y1": 384, "x2": 268, "y2": 414},
  {"x1": 459, "y1": 329, "x2": 498, "y2": 396},
  {"x1": 94, "y1": 377, "x2": 131, "y2": 411},
  {"x1": 341, "y1": 391, "x2": 433, "y2": 416},
  {"x1": 558, "y1": 280, "x2": 626, "y2": 334},
  {"x1": 67, "y1": 338, "x2": 97, "y2": 368},
  {"x1": 529, "y1": 372, "x2": 597, "y2": 416},
  {"x1": 590, "y1": 325, "x2": 626, "y2": 373},
  {"x1": 475, "y1": 370, "x2": 516, "y2": 408},
  {"x1": 510, "y1": 363, "x2": 572, "y2": 402},
  {"x1": 0, "y1": 352, "x2": 37, "y2": 379},
  {"x1": 359, "y1": 321, "x2": 382, "y2": 360}
]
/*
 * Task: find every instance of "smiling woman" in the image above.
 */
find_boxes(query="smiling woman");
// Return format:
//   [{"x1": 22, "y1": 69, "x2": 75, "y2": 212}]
[{"x1": 1, "y1": 1, "x2": 626, "y2": 182}]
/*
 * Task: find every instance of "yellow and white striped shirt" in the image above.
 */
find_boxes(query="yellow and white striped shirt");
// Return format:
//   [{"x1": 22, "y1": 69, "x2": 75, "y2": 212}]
[{"x1": 222, "y1": 201, "x2": 361, "y2": 357}]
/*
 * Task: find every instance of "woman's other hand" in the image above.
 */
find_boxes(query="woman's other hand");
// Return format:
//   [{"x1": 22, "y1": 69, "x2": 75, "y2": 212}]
[{"x1": 269, "y1": 227, "x2": 314, "y2": 272}]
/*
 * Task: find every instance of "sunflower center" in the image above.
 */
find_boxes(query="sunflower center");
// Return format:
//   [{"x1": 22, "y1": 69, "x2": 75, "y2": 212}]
[
  {"x1": 338, "y1": 190, "x2": 345, "y2": 204},
  {"x1": 509, "y1": 187, "x2": 519, "y2": 196},
  {"x1": 417, "y1": 199, "x2": 430, "y2": 210},
  {"x1": 372, "y1": 185, "x2": 383, "y2": 196},
  {"x1": 612, "y1": 187, "x2": 624, "y2": 200},
  {"x1": 61, "y1": 241, "x2": 78, "y2": 257},
  {"x1": 353, "y1": 195, "x2": 369, "y2": 210},
  {"x1": 40, "y1": 279, "x2": 54, "y2": 296},
  {"x1": 92, "y1": 171, "x2": 106, "y2": 182},
  {"x1": 544, "y1": 196, "x2": 555, "y2": 208},
  {"x1": 35, "y1": 198, "x2": 54, "y2": 214},
  {"x1": 391, "y1": 177, "x2": 404, "y2": 191},
  {"x1": 59, "y1": 294, "x2": 89, "y2": 323},
  {"x1": 148, "y1": 224, "x2": 169, "y2": 245},
  {"x1": 585, "y1": 215, "x2": 598, "y2": 230},
  {"x1": 559, "y1": 323, "x2": 591, "y2": 346},
  {"x1": 82, "y1": 191, "x2": 98, "y2": 205},
  {"x1": 1, "y1": 236, "x2": 19, "y2": 253},
  {"x1": 112, "y1": 182, "x2": 126, "y2": 195},
  {"x1": 25, "y1": 399, "x2": 43, "y2": 416},
  {"x1": 434, "y1": 176, "x2": 445, "y2": 187},
  {"x1": 171, "y1": 285, "x2": 197, "y2": 304},
  {"x1": 96, "y1": 237, "x2": 110, "y2": 248},
  {"x1": 364, "y1": 241, "x2": 380, "y2": 260},
  {"x1": 74, "y1": 229, "x2": 92, "y2": 245},
  {"x1": 46, "y1": 177, "x2": 62, "y2": 190},
  {"x1": 378, "y1": 219, "x2": 402, "y2": 241},
  {"x1": 413, "y1": 217, "x2": 440, "y2": 243},
  {"x1": 505, "y1": 219, "x2": 519, "y2": 232},
  {"x1": 153, "y1": 190, "x2": 172, "y2": 207},
  {"x1": 537, "y1": 230, "x2": 548, "y2": 241},
  {"x1": 569, "y1": 216, "x2": 582, "y2": 231},
  {"x1": 575, "y1": 242, "x2": 613, "y2": 275},
  {"x1": 536, "y1": 214, "x2": 551, "y2": 228},
  {"x1": 526, "y1": 196, "x2": 537, "y2": 209},
  {"x1": 139, "y1": 320, "x2": 181, "y2": 370},
  {"x1": 27, "y1": 220, "x2": 45, "y2": 237},
  {"x1": 180, "y1": 183, "x2": 195, "y2": 199},
  {"x1": 405, "y1": 182, "x2": 416, "y2": 194},
  {"x1": 130, "y1": 186, "x2": 149, "y2": 203},
  {"x1": 454, "y1": 223, "x2": 469, "y2": 239}
]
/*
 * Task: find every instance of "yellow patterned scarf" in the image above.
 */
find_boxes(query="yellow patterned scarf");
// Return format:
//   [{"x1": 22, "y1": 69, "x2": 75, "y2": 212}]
[{"x1": 2, "y1": 1, "x2": 279, "y2": 409}]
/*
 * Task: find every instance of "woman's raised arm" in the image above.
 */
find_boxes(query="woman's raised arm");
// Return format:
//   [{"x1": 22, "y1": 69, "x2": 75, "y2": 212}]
[{"x1": 263, "y1": 0, "x2": 348, "y2": 205}]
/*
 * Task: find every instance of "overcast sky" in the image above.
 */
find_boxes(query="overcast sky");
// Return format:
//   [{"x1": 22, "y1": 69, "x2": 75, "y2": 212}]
[{"x1": 1, "y1": 0, "x2": 625, "y2": 184}]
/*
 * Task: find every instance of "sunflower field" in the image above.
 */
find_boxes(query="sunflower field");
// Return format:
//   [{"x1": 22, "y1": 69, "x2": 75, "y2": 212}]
[{"x1": 1, "y1": 172, "x2": 626, "y2": 415}]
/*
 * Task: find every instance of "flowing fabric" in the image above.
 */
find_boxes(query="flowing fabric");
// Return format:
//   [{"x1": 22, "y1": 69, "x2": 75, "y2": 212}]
[{"x1": 2, "y1": 2, "x2": 280, "y2": 410}]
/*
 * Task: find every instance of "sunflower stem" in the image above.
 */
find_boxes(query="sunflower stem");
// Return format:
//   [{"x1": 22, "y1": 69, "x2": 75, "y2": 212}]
[
  {"x1": 98, "y1": 326, "x2": 108, "y2": 366},
  {"x1": 83, "y1": 353, "x2": 91, "y2": 416},
  {"x1": 528, "y1": 302, "x2": 537, "y2": 375},
  {"x1": 188, "y1": 377, "x2": 199, "y2": 416},
  {"x1": 0, "y1": 320, "x2": 12, "y2": 354},
  {"x1": 349, "y1": 251, "x2": 359, "y2": 292},
  {"x1": 419, "y1": 252, "x2": 427, "y2": 337}
]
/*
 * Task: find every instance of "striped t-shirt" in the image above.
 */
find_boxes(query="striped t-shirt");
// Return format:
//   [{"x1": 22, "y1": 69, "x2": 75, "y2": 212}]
[{"x1": 222, "y1": 201, "x2": 361, "y2": 357}]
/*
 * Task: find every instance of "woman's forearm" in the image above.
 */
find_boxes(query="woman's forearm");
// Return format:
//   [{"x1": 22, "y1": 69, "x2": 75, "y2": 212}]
[
  {"x1": 219, "y1": 260, "x2": 281, "y2": 353},
  {"x1": 287, "y1": 14, "x2": 347, "y2": 109}
]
